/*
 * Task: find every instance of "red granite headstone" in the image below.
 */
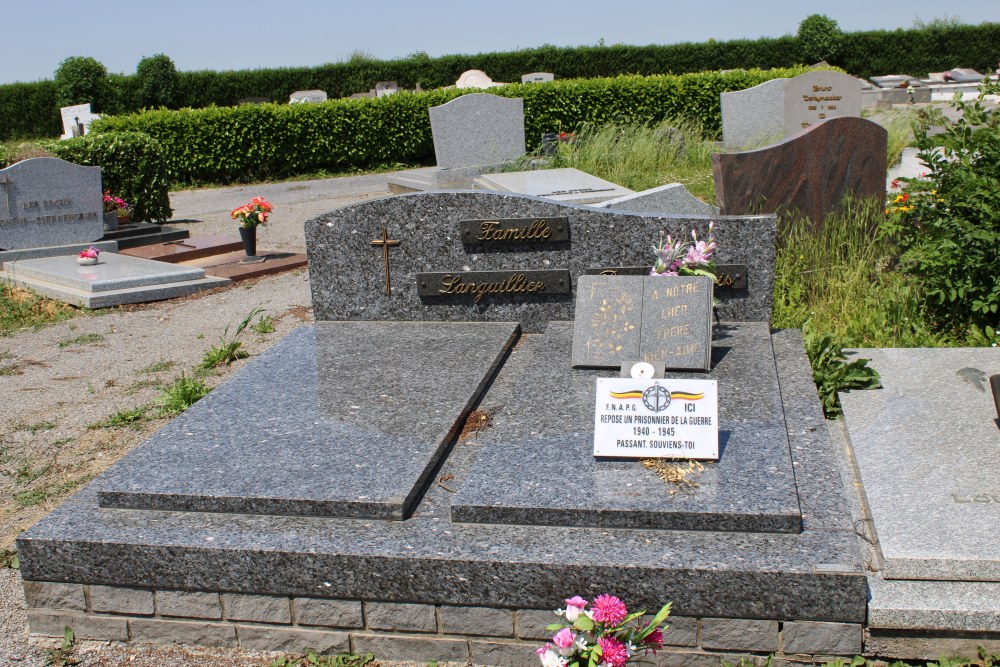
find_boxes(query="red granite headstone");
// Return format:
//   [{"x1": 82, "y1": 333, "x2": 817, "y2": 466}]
[{"x1": 713, "y1": 117, "x2": 887, "y2": 225}]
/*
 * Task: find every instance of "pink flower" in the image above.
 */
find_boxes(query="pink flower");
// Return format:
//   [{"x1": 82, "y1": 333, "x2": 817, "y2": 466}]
[
  {"x1": 642, "y1": 628, "x2": 664, "y2": 654},
  {"x1": 78, "y1": 246, "x2": 100, "y2": 259},
  {"x1": 536, "y1": 643, "x2": 552, "y2": 657},
  {"x1": 597, "y1": 636, "x2": 629, "y2": 667},
  {"x1": 564, "y1": 596, "x2": 587, "y2": 621},
  {"x1": 591, "y1": 594, "x2": 628, "y2": 627},
  {"x1": 552, "y1": 628, "x2": 575, "y2": 649}
]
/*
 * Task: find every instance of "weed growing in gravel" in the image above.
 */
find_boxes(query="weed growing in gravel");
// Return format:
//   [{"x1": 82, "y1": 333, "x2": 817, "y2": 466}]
[
  {"x1": 0, "y1": 547, "x2": 18, "y2": 569},
  {"x1": 270, "y1": 650, "x2": 375, "y2": 667},
  {"x1": 14, "y1": 475, "x2": 93, "y2": 507},
  {"x1": 201, "y1": 306, "x2": 264, "y2": 369},
  {"x1": 139, "y1": 359, "x2": 176, "y2": 374},
  {"x1": 44, "y1": 626, "x2": 78, "y2": 666},
  {"x1": 157, "y1": 373, "x2": 210, "y2": 415},
  {"x1": 57, "y1": 332, "x2": 104, "y2": 348},
  {"x1": 89, "y1": 405, "x2": 153, "y2": 429},
  {"x1": 13, "y1": 420, "x2": 56, "y2": 434},
  {"x1": 251, "y1": 313, "x2": 276, "y2": 334}
]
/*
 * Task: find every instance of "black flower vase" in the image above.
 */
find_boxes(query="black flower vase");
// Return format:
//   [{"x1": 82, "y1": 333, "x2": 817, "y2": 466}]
[{"x1": 239, "y1": 226, "x2": 257, "y2": 257}]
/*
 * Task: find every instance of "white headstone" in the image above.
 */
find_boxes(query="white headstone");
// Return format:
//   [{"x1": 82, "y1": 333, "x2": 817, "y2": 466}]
[
  {"x1": 289, "y1": 90, "x2": 328, "y2": 104},
  {"x1": 375, "y1": 81, "x2": 399, "y2": 97},
  {"x1": 455, "y1": 69, "x2": 503, "y2": 89},
  {"x1": 59, "y1": 103, "x2": 101, "y2": 140},
  {"x1": 521, "y1": 72, "x2": 554, "y2": 84}
]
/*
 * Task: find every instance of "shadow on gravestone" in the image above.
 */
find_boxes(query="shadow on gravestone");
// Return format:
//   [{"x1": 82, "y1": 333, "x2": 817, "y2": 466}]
[{"x1": 712, "y1": 116, "x2": 886, "y2": 226}]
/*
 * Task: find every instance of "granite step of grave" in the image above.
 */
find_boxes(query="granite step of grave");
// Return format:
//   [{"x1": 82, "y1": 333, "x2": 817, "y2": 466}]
[
  {"x1": 18, "y1": 327, "x2": 866, "y2": 624},
  {"x1": 96, "y1": 322, "x2": 520, "y2": 519},
  {"x1": 0, "y1": 253, "x2": 230, "y2": 308},
  {"x1": 386, "y1": 165, "x2": 496, "y2": 193},
  {"x1": 178, "y1": 250, "x2": 309, "y2": 282},
  {"x1": 101, "y1": 223, "x2": 190, "y2": 249},
  {"x1": 118, "y1": 235, "x2": 244, "y2": 263}
]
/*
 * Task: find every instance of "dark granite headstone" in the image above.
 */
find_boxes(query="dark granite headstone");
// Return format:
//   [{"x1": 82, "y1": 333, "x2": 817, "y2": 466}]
[
  {"x1": 306, "y1": 191, "x2": 776, "y2": 331},
  {"x1": 571, "y1": 275, "x2": 713, "y2": 370},
  {"x1": 713, "y1": 117, "x2": 887, "y2": 225}
]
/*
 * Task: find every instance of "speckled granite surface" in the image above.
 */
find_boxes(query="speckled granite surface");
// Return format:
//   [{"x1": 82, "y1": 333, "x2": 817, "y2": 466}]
[
  {"x1": 453, "y1": 322, "x2": 802, "y2": 533},
  {"x1": 97, "y1": 322, "x2": 519, "y2": 520},
  {"x1": 305, "y1": 191, "x2": 776, "y2": 332},
  {"x1": 17, "y1": 326, "x2": 866, "y2": 622}
]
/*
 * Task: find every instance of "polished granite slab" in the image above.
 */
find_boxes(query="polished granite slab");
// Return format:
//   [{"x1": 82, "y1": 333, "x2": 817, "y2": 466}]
[
  {"x1": 4, "y1": 252, "x2": 207, "y2": 291},
  {"x1": 97, "y1": 321, "x2": 519, "y2": 520},
  {"x1": 452, "y1": 321, "x2": 802, "y2": 532},
  {"x1": 841, "y1": 347, "x2": 1000, "y2": 582}
]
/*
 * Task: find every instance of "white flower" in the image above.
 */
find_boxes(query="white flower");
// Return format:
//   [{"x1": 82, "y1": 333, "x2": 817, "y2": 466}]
[
  {"x1": 574, "y1": 636, "x2": 589, "y2": 651},
  {"x1": 541, "y1": 649, "x2": 568, "y2": 667}
]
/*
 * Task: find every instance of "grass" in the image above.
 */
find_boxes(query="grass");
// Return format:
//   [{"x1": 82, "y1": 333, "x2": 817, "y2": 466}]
[
  {"x1": 57, "y1": 332, "x2": 105, "y2": 348},
  {"x1": 201, "y1": 306, "x2": 264, "y2": 369},
  {"x1": 536, "y1": 118, "x2": 718, "y2": 203},
  {"x1": 157, "y1": 373, "x2": 210, "y2": 415},
  {"x1": 139, "y1": 359, "x2": 176, "y2": 374},
  {"x1": 13, "y1": 420, "x2": 56, "y2": 435},
  {"x1": 88, "y1": 405, "x2": 154, "y2": 429},
  {"x1": 13, "y1": 474, "x2": 93, "y2": 507},
  {"x1": 0, "y1": 282, "x2": 75, "y2": 335},
  {"x1": 251, "y1": 313, "x2": 276, "y2": 334}
]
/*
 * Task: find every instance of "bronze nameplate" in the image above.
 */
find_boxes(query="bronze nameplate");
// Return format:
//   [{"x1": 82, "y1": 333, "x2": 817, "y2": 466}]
[
  {"x1": 460, "y1": 217, "x2": 569, "y2": 244},
  {"x1": 585, "y1": 264, "x2": 747, "y2": 290},
  {"x1": 417, "y1": 270, "x2": 571, "y2": 302}
]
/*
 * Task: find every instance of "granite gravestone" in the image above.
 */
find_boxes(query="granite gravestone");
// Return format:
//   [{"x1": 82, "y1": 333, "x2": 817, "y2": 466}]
[
  {"x1": 0, "y1": 158, "x2": 103, "y2": 250},
  {"x1": 713, "y1": 116, "x2": 887, "y2": 225},
  {"x1": 595, "y1": 183, "x2": 719, "y2": 216},
  {"x1": 521, "y1": 72, "x2": 554, "y2": 83},
  {"x1": 428, "y1": 94, "x2": 525, "y2": 168},
  {"x1": 783, "y1": 70, "x2": 862, "y2": 135},
  {"x1": 474, "y1": 168, "x2": 633, "y2": 205},
  {"x1": 571, "y1": 275, "x2": 713, "y2": 371},
  {"x1": 59, "y1": 103, "x2": 100, "y2": 139},
  {"x1": 289, "y1": 89, "x2": 328, "y2": 104},
  {"x1": 721, "y1": 78, "x2": 788, "y2": 148},
  {"x1": 375, "y1": 81, "x2": 398, "y2": 97}
]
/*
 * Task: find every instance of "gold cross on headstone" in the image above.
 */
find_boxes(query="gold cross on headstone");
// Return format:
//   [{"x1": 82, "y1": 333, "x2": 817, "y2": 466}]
[
  {"x1": 0, "y1": 175, "x2": 11, "y2": 216},
  {"x1": 370, "y1": 227, "x2": 401, "y2": 295}
]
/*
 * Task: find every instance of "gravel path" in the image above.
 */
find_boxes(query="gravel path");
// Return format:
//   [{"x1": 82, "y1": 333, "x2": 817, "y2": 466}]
[{"x1": 0, "y1": 173, "x2": 419, "y2": 666}]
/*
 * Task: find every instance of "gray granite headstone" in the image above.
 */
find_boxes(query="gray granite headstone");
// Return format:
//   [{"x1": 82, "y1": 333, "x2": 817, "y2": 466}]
[
  {"x1": 429, "y1": 94, "x2": 525, "y2": 168},
  {"x1": 521, "y1": 72, "x2": 554, "y2": 83},
  {"x1": 0, "y1": 158, "x2": 103, "y2": 250},
  {"x1": 721, "y1": 78, "x2": 787, "y2": 149},
  {"x1": 594, "y1": 183, "x2": 719, "y2": 215},
  {"x1": 306, "y1": 191, "x2": 774, "y2": 332},
  {"x1": 571, "y1": 275, "x2": 712, "y2": 370},
  {"x1": 289, "y1": 89, "x2": 328, "y2": 104},
  {"x1": 474, "y1": 168, "x2": 633, "y2": 204},
  {"x1": 841, "y1": 348, "x2": 1000, "y2": 582},
  {"x1": 783, "y1": 70, "x2": 862, "y2": 135},
  {"x1": 375, "y1": 81, "x2": 398, "y2": 97}
]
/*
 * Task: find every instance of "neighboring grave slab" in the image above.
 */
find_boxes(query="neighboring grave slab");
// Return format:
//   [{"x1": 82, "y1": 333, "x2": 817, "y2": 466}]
[
  {"x1": 594, "y1": 183, "x2": 719, "y2": 215},
  {"x1": 784, "y1": 70, "x2": 862, "y2": 135},
  {"x1": 429, "y1": 94, "x2": 525, "y2": 168},
  {"x1": 59, "y1": 103, "x2": 100, "y2": 139},
  {"x1": 721, "y1": 78, "x2": 788, "y2": 149},
  {"x1": 841, "y1": 347, "x2": 1000, "y2": 582},
  {"x1": 713, "y1": 117, "x2": 887, "y2": 225},
  {"x1": 474, "y1": 168, "x2": 633, "y2": 204},
  {"x1": 289, "y1": 90, "x2": 327, "y2": 103},
  {"x1": 521, "y1": 72, "x2": 554, "y2": 83},
  {"x1": 452, "y1": 321, "x2": 801, "y2": 532},
  {"x1": 97, "y1": 321, "x2": 519, "y2": 520},
  {"x1": 571, "y1": 275, "x2": 713, "y2": 370},
  {"x1": 0, "y1": 158, "x2": 102, "y2": 250},
  {"x1": 305, "y1": 192, "x2": 776, "y2": 330}
]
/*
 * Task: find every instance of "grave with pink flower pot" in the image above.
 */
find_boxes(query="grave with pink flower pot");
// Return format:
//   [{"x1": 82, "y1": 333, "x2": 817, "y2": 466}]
[{"x1": 17, "y1": 191, "x2": 868, "y2": 662}]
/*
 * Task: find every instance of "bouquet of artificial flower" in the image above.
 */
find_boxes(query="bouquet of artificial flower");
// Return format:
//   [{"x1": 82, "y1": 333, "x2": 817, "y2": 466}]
[
  {"x1": 231, "y1": 196, "x2": 273, "y2": 229},
  {"x1": 77, "y1": 246, "x2": 100, "y2": 259},
  {"x1": 103, "y1": 190, "x2": 130, "y2": 216},
  {"x1": 651, "y1": 222, "x2": 717, "y2": 279},
  {"x1": 536, "y1": 594, "x2": 671, "y2": 667}
]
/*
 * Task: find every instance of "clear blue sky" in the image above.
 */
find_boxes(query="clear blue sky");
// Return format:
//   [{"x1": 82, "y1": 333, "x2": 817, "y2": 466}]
[{"x1": 2, "y1": 0, "x2": 997, "y2": 84}]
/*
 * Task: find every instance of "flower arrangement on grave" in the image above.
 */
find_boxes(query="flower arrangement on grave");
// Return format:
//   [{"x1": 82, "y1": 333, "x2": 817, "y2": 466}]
[
  {"x1": 231, "y1": 196, "x2": 273, "y2": 229},
  {"x1": 535, "y1": 594, "x2": 671, "y2": 667},
  {"x1": 650, "y1": 221, "x2": 717, "y2": 280},
  {"x1": 77, "y1": 246, "x2": 100, "y2": 260},
  {"x1": 103, "y1": 190, "x2": 131, "y2": 217}
]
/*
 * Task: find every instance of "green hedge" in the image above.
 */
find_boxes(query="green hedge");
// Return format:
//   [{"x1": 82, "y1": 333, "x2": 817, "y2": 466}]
[
  {"x1": 2, "y1": 22, "x2": 998, "y2": 141},
  {"x1": 42, "y1": 132, "x2": 172, "y2": 222},
  {"x1": 90, "y1": 68, "x2": 809, "y2": 186}
]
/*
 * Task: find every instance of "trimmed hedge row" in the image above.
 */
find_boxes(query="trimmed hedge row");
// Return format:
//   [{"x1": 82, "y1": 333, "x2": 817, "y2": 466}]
[
  {"x1": 91, "y1": 68, "x2": 810, "y2": 186},
  {"x1": 2, "y1": 22, "x2": 998, "y2": 141}
]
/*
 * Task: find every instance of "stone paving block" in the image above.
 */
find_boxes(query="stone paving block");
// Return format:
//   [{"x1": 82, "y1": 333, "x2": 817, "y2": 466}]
[
  {"x1": 27, "y1": 610, "x2": 128, "y2": 641},
  {"x1": 782, "y1": 621, "x2": 862, "y2": 656},
  {"x1": 654, "y1": 649, "x2": 753, "y2": 667},
  {"x1": 442, "y1": 605, "x2": 515, "y2": 637},
  {"x1": 131, "y1": 618, "x2": 237, "y2": 648},
  {"x1": 89, "y1": 585, "x2": 154, "y2": 615},
  {"x1": 517, "y1": 609, "x2": 558, "y2": 640},
  {"x1": 156, "y1": 590, "x2": 222, "y2": 619},
  {"x1": 295, "y1": 597, "x2": 364, "y2": 628},
  {"x1": 365, "y1": 601, "x2": 437, "y2": 632},
  {"x1": 351, "y1": 633, "x2": 470, "y2": 663},
  {"x1": 663, "y1": 616, "x2": 699, "y2": 647},
  {"x1": 701, "y1": 618, "x2": 779, "y2": 652},
  {"x1": 223, "y1": 593, "x2": 292, "y2": 623},
  {"x1": 22, "y1": 581, "x2": 85, "y2": 611},
  {"x1": 470, "y1": 639, "x2": 539, "y2": 667},
  {"x1": 238, "y1": 624, "x2": 349, "y2": 653}
]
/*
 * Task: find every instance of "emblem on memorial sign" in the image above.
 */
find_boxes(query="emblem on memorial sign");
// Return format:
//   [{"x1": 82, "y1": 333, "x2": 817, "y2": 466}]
[{"x1": 642, "y1": 383, "x2": 671, "y2": 412}]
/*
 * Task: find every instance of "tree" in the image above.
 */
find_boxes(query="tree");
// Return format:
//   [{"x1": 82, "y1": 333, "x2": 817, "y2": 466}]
[
  {"x1": 54, "y1": 56, "x2": 108, "y2": 109},
  {"x1": 136, "y1": 54, "x2": 180, "y2": 109},
  {"x1": 797, "y1": 14, "x2": 843, "y2": 63}
]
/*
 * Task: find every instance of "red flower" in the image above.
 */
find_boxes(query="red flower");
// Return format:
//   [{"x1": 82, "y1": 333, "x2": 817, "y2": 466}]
[{"x1": 642, "y1": 628, "x2": 664, "y2": 654}]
